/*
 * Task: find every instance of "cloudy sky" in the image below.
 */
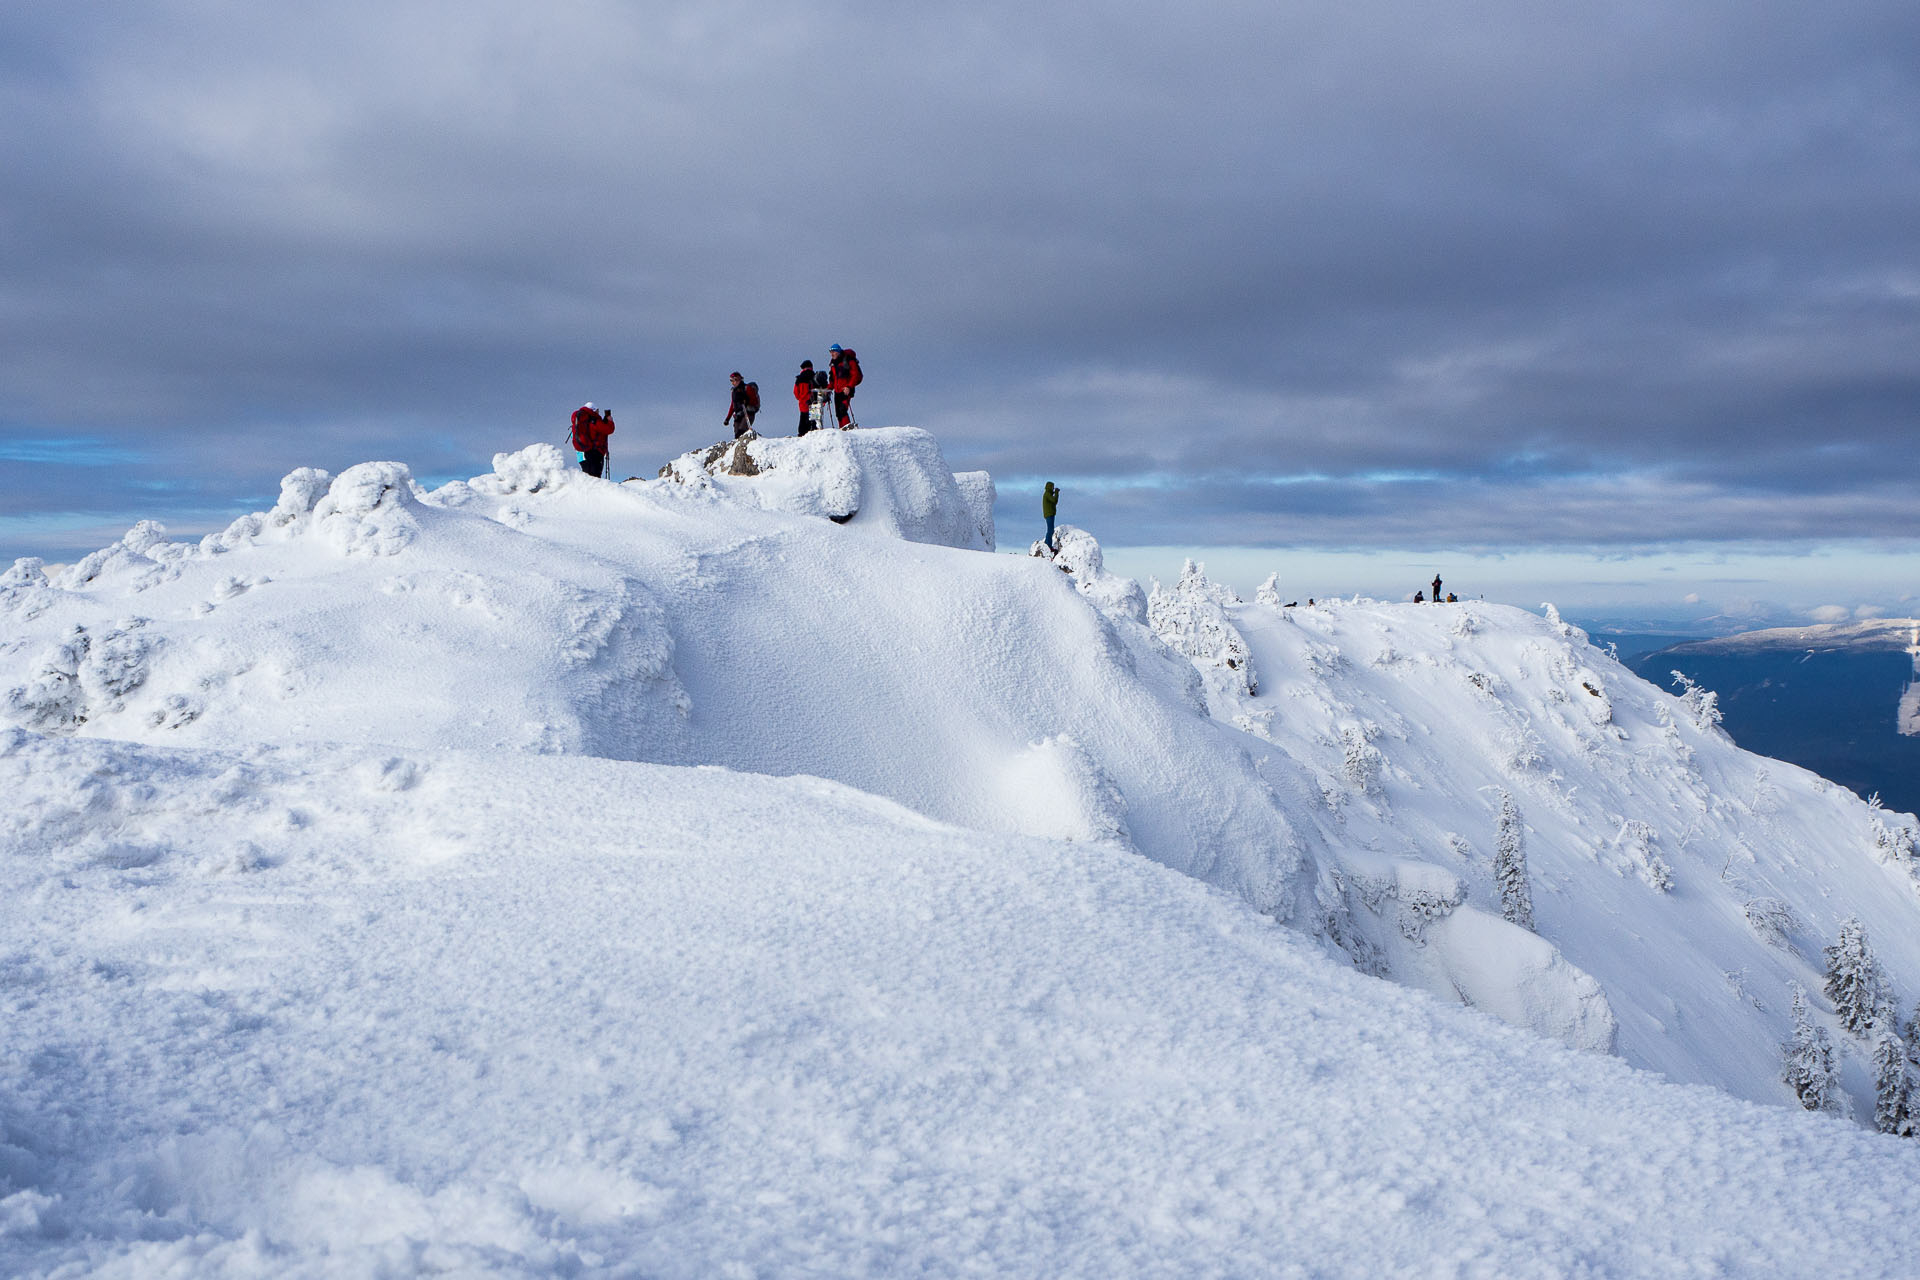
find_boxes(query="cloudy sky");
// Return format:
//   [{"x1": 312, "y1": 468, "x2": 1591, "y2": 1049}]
[{"x1": 4, "y1": 1, "x2": 1916, "y2": 617}]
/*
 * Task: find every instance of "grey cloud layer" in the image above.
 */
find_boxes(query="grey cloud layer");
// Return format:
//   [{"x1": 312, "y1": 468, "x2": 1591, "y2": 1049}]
[{"x1": 3, "y1": 0, "x2": 1917, "y2": 559}]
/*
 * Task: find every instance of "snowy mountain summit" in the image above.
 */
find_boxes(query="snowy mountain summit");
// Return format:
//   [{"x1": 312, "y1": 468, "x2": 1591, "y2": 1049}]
[{"x1": 6, "y1": 428, "x2": 1920, "y2": 1276}]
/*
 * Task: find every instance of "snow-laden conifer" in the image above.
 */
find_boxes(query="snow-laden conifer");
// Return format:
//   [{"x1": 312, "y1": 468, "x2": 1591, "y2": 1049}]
[
  {"x1": 1870, "y1": 1020, "x2": 1914, "y2": 1136},
  {"x1": 1823, "y1": 916, "x2": 1893, "y2": 1038},
  {"x1": 1494, "y1": 791, "x2": 1534, "y2": 931},
  {"x1": 1782, "y1": 985, "x2": 1839, "y2": 1113},
  {"x1": 1668, "y1": 670, "x2": 1724, "y2": 734}
]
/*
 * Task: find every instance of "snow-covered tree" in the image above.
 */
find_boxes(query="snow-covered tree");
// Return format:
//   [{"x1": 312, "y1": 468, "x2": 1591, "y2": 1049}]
[
  {"x1": 1871, "y1": 1020, "x2": 1914, "y2": 1136},
  {"x1": 1340, "y1": 724, "x2": 1383, "y2": 793},
  {"x1": 1147, "y1": 560, "x2": 1257, "y2": 698},
  {"x1": 1668, "y1": 670, "x2": 1724, "y2": 734},
  {"x1": 1823, "y1": 916, "x2": 1893, "y2": 1038},
  {"x1": 1493, "y1": 791, "x2": 1534, "y2": 931},
  {"x1": 1782, "y1": 986, "x2": 1839, "y2": 1113}
]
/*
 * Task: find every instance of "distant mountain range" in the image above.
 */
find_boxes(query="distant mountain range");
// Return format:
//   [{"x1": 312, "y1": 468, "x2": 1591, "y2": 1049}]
[
  {"x1": 1667, "y1": 617, "x2": 1920, "y2": 657},
  {"x1": 1621, "y1": 618, "x2": 1920, "y2": 816}
]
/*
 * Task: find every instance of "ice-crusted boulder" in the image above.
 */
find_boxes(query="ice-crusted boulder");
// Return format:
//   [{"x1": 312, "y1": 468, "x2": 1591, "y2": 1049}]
[
  {"x1": 1052, "y1": 525, "x2": 1148, "y2": 626},
  {"x1": 657, "y1": 426, "x2": 994, "y2": 551},
  {"x1": 311, "y1": 461, "x2": 424, "y2": 557},
  {"x1": 478, "y1": 443, "x2": 577, "y2": 496}
]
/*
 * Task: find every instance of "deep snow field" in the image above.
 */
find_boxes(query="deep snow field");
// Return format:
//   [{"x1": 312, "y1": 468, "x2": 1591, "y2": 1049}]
[{"x1": 6, "y1": 428, "x2": 1920, "y2": 1276}]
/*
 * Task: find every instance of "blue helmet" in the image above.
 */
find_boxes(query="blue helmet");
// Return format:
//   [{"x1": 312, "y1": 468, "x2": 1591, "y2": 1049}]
[{"x1": 829, "y1": 344, "x2": 843, "y2": 353}]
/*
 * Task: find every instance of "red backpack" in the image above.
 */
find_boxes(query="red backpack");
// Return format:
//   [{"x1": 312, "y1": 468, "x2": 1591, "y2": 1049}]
[
  {"x1": 570, "y1": 408, "x2": 603, "y2": 452},
  {"x1": 834, "y1": 350, "x2": 862, "y2": 389},
  {"x1": 743, "y1": 382, "x2": 760, "y2": 411}
]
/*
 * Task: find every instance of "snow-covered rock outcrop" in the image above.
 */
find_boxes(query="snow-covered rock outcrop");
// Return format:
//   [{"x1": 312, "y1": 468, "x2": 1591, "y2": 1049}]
[{"x1": 658, "y1": 425, "x2": 995, "y2": 551}]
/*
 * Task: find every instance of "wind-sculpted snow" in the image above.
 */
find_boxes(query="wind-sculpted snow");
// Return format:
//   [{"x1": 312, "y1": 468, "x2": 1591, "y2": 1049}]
[
  {"x1": 2, "y1": 455, "x2": 690, "y2": 758},
  {"x1": 659, "y1": 426, "x2": 995, "y2": 550},
  {"x1": 3, "y1": 440, "x2": 1308, "y2": 923},
  {"x1": 11, "y1": 429, "x2": 1920, "y2": 1273},
  {"x1": 6, "y1": 731, "x2": 1920, "y2": 1277}
]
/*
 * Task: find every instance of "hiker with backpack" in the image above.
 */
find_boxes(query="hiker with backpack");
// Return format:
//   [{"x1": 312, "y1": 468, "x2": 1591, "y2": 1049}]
[
  {"x1": 570, "y1": 402, "x2": 614, "y2": 477},
  {"x1": 828, "y1": 344, "x2": 862, "y2": 429},
  {"x1": 794, "y1": 361, "x2": 822, "y2": 436},
  {"x1": 725, "y1": 373, "x2": 760, "y2": 439}
]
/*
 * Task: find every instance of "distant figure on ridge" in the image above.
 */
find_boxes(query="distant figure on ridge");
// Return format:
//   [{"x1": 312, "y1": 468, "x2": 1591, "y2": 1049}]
[
  {"x1": 1042, "y1": 481, "x2": 1060, "y2": 549},
  {"x1": 794, "y1": 361, "x2": 820, "y2": 435},
  {"x1": 828, "y1": 344, "x2": 863, "y2": 429},
  {"x1": 1432, "y1": 573, "x2": 1443, "y2": 602},
  {"x1": 570, "y1": 402, "x2": 614, "y2": 478},
  {"x1": 725, "y1": 372, "x2": 759, "y2": 439},
  {"x1": 1414, "y1": 590, "x2": 1425, "y2": 603}
]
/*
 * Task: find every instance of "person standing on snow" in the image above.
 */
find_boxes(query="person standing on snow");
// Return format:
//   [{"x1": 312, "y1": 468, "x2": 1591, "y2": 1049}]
[
  {"x1": 1432, "y1": 573, "x2": 1443, "y2": 603},
  {"x1": 725, "y1": 373, "x2": 759, "y2": 439},
  {"x1": 1042, "y1": 481, "x2": 1059, "y2": 549},
  {"x1": 794, "y1": 361, "x2": 820, "y2": 435},
  {"x1": 571, "y1": 402, "x2": 614, "y2": 477},
  {"x1": 828, "y1": 343, "x2": 862, "y2": 429}
]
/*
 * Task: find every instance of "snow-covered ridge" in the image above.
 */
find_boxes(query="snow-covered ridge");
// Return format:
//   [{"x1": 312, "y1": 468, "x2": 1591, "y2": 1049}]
[
  {"x1": 8, "y1": 435, "x2": 1920, "y2": 1107},
  {"x1": 8, "y1": 430, "x2": 1920, "y2": 1273},
  {"x1": 1668, "y1": 616, "x2": 1920, "y2": 654}
]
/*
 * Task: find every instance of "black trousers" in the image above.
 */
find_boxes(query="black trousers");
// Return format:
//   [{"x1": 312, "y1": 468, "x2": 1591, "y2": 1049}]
[
  {"x1": 798, "y1": 411, "x2": 815, "y2": 436},
  {"x1": 834, "y1": 389, "x2": 854, "y2": 426},
  {"x1": 580, "y1": 449, "x2": 606, "y2": 477}
]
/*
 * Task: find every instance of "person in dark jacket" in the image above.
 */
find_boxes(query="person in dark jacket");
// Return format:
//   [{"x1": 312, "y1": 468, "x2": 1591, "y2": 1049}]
[
  {"x1": 794, "y1": 361, "x2": 819, "y2": 435},
  {"x1": 725, "y1": 373, "x2": 758, "y2": 439},
  {"x1": 570, "y1": 403, "x2": 614, "y2": 477},
  {"x1": 1432, "y1": 573, "x2": 1443, "y2": 603},
  {"x1": 1042, "y1": 481, "x2": 1059, "y2": 549}
]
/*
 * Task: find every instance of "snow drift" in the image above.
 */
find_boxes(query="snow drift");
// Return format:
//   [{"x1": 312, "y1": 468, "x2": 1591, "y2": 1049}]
[{"x1": 7, "y1": 426, "x2": 1920, "y2": 1274}]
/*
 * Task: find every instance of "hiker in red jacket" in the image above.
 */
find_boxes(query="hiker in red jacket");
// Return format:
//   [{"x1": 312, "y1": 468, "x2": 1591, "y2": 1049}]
[
  {"x1": 570, "y1": 403, "x2": 614, "y2": 477},
  {"x1": 827, "y1": 344, "x2": 863, "y2": 429},
  {"x1": 794, "y1": 361, "x2": 820, "y2": 436}
]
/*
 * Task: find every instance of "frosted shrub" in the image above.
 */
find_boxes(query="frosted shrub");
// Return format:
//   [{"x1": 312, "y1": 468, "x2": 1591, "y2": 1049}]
[
  {"x1": 1743, "y1": 898, "x2": 1800, "y2": 949},
  {"x1": 1612, "y1": 819, "x2": 1673, "y2": 893},
  {"x1": 1255, "y1": 573, "x2": 1284, "y2": 607},
  {"x1": 1669, "y1": 671, "x2": 1724, "y2": 734},
  {"x1": 1494, "y1": 792, "x2": 1535, "y2": 931},
  {"x1": 1823, "y1": 917, "x2": 1894, "y2": 1038},
  {"x1": 1782, "y1": 986, "x2": 1839, "y2": 1112},
  {"x1": 1340, "y1": 724, "x2": 1383, "y2": 794},
  {"x1": 1872, "y1": 810, "x2": 1919, "y2": 868}
]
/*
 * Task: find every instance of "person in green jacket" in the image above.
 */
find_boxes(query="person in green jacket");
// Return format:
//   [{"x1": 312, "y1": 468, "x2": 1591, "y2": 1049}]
[{"x1": 1042, "y1": 482, "x2": 1059, "y2": 549}]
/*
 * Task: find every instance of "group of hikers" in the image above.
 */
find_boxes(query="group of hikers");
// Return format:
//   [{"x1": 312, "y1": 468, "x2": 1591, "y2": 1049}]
[
  {"x1": 568, "y1": 345, "x2": 865, "y2": 478},
  {"x1": 561, "y1": 402, "x2": 1458, "y2": 605},
  {"x1": 719, "y1": 345, "x2": 865, "y2": 441},
  {"x1": 566, "y1": 391, "x2": 1463, "y2": 606}
]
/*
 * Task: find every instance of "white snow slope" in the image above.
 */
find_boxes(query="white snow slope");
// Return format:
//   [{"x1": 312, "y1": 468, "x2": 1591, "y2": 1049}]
[{"x1": 5, "y1": 427, "x2": 1920, "y2": 1276}]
